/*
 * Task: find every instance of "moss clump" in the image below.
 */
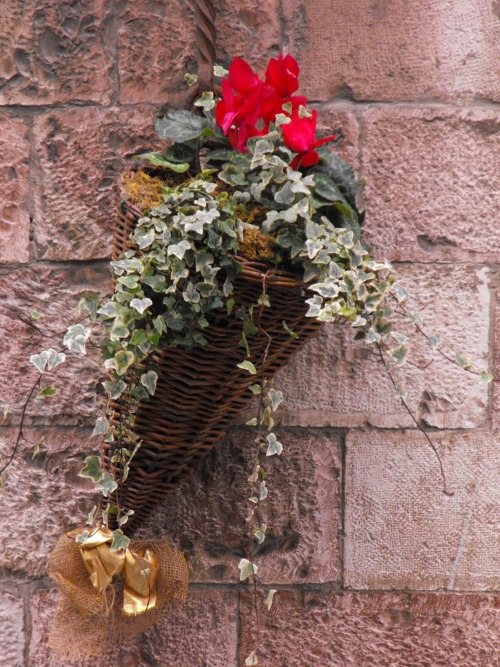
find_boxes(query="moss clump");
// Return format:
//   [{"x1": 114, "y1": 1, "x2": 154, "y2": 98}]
[
  {"x1": 239, "y1": 227, "x2": 277, "y2": 261},
  {"x1": 122, "y1": 170, "x2": 166, "y2": 212}
]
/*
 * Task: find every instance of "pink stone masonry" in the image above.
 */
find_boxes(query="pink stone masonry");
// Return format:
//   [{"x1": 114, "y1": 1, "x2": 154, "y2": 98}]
[{"x1": 0, "y1": 0, "x2": 498, "y2": 664}]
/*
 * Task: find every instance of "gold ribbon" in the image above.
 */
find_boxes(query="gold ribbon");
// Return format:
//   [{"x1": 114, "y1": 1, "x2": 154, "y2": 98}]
[{"x1": 78, "y1": 527, "x2": 158, "y2": 616}]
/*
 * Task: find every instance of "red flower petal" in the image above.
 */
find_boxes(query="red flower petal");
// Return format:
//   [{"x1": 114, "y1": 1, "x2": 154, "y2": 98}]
[
  {"x1": 229, "y1": 57, "x2": 262, "y2": 97},
  {"x1": 281, "y1": 110, "x2": 317, "y2": 153}
]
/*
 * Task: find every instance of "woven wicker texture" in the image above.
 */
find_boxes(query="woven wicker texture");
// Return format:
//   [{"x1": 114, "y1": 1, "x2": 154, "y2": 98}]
[
  {"x1": 104, "y1": 199, "x2": 322, "y2": 530},
  {"x1": 48, "y1": 530, "x2": 188, "y2": 664}
]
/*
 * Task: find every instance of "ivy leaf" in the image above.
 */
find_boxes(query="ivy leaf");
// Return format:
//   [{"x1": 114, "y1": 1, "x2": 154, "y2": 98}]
[
  {"x1": 282, "y1": 320, "x2": 298, "y2": 339},
  {"x1": 238, "y1": 558, "x2": 258, "y2": 582},
  {"x1": 141, "y1": 370, "x2": 158, "y2": 396},
  {"x1": 63, "y1": 324, "x2": 91, "y2": 355},
  {"x1": 246, "y1": 417, "x2": 258, "y2": 426},
  {"x1": 37, "y1": 384, "x2": 57, "y2": 398},
  {"x1": 266, "y1": 433, "x2": 283, "y2": 456},
  {"x1": 29, "y1": 350, "x2": 50, "y2": 373},
  {"x1": 75, "y1": 530, "x2": 90, "y2": 545},
  {"x1": 259, "y1": 481, "x2": 268, "y2": 501},
  {"x1": 46, "y1": 349, "x2": 66, "y2": 371},
  {"x1": 155, "y1": 110, "x2": 210, "y2": 143},
  {"x1": 114, "y1": 350, "x2": 135, "y2": 376},
  {"x1": 254, "y1": 524, "x2": 267, "y2": 545},
  {"x1": 79, "y1": 294, "x2": 100, "y2": 321},
  {"x1": 265, "y1": 589, "x2": 277, "y2": 611},
  {"x1": 479, "y1": 371, "x2": 493, "y2": 383},
  {"x1": 86, "y1": 505, "x2": 98, "y2": 526},
  {"x1": 130, "y1": 297, "x2": 153, "y2": 315},
  {"x1": 118, "y1": 509, "x2": 135, "y2": 527},
  {"x1": 95, "y1": 472, "x2": 118, "y2": 497},
  {"x1": 110, "y1": 529, "x2": 130, "y2": 552},
  {"x1": 249, "y1": 384, "x2": 262, "y2": 395},
  {"x1": 168, "y1": 240, "x2": 191, "y2": 260},
  {"x1": 30, "y1": 309, "x2": 44, "y2": 320},
  {"x1": 245, "y1": 651, "x2": 258, "y2": 666},
  {"x1": 455, "y1": 353, "x2": 471, "y2": 370},
  {"x1": 388, "y1": 345, "x2": 408, "y2": 367},
  {"x1": 267, "y1": 388, "x2": 283, "y2": 411},
  {"x1": 102, "y1": 380, "x2": 126, "y2": 400},
  {"x1": 237, "y1": 360, "x2": 257, "y2": 375},
  {"x1": 136, "y1": 230, "x2": 155, "y2": 250},
  {"x1": 79, "y1": 456, "x2": 103, "y2": 482},
  {"x1": 92, "y1": 416, "x2": 109, "y2": 437},
  {"x1": 32, "y1": 434, "x2": 45, "y2": 458}
]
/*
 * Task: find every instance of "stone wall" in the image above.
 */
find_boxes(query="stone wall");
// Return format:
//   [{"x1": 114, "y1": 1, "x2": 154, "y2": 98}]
[{"x1": 0, "y1": 1, "x2": 499, "y2": 665}]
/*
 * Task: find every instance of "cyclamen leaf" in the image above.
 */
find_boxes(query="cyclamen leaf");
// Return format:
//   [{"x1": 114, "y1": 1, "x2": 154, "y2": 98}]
[
  {"x1": 155, "y1": 110, "x2": 210, "y2": 143},
  {"x1": 141, "y1": 370, "x2": 158, "y2": 396},
  {"x1": 110, "y1": 529, "x2": 130, "y2": 552},
  {"x1": 79, "y1": 456, "x2": 103, "y2": 482},
  {"x1": 135, "y1": 152, "x2": 190, "y2": 173}
]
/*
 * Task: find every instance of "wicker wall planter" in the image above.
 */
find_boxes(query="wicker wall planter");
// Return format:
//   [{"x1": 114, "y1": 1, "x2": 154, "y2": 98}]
[{"x1": 103, "y1": 198, "x2": 322, "y2": 529}]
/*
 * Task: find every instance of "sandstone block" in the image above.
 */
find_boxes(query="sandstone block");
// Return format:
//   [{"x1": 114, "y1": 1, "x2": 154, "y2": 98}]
[
  {"x1": 0, "y1": 0, "x2": 114, "y2": 105},
  {"x1": 143, "y1": 430, "x2": 342, "y2": 585},
  {"x1": 0, "y1": 263, "x2": 109, "y2": 424},
  {"x1": 361, "y1": 108, "x2": 500, "y2": 263},
  {"x1": 117, "y1": 0, "x2": 281, "y2": 106},
  {"x1": 0, "y1": 428, "x2": 96, "y2": 577},
  {"x1": 0, "y1": 113, "x2": 30, "y2": 264},
  {"x1": 30, "y1": 586, "x2": 237, "y2": 667},
  {"x1": 345, "y1": 430, "x2": 500, "y2": 591},
  {"x1": 492, "y1": 269, "x2": 500, "y2": 429},
  {"x1": 239, "y1": 590, "x2": 500, "y2": 666},
  {"x1": 0, "y1": 585, "x2": 24, "y2": 667},
  {"x1": 33, "y1": 106, "x2": 161, "y2": 261},
  {"x1": 285, "y1": 0, "x2": 500, "y2": 103},
  {"x1": 275, "y1": 264, "x2": 490, "y2": 429}
]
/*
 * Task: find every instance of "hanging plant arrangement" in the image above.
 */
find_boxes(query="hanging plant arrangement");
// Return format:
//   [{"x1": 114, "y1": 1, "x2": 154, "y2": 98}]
[{"x1": 1, "y1": 29, "x2": 491, "y2": 664}]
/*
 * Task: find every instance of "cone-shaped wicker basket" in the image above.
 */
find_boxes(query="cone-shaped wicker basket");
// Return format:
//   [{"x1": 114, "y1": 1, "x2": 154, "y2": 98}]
[{"x1": 103, "y1": 193, "x2": 322, "y2": 531}]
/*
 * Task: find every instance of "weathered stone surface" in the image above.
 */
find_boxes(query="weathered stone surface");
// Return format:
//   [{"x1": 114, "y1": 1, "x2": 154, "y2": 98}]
[
  {"x1": 0, "y1": 428, "x2": 96, "y2": 577},
  {"x1": 345, "y1": 430, "x2": 500, "y2": 591},
  {"x1": 33, "y1": 105, "x2": 161, "y2": 261},
  {"x1": 492, "y1": 269, "x2": 500, "y2": 430},
  {"x1": 317, "y1": 105, "x2": 360, "y2": 171},
  {"x1": 30, "y1": 586, "x2": 237, "y2": 667},
  {"x1": 118, "y1": 0, "x2": 282, "y2": 106},
  {"x1": 285, "y1": 0, "x2": 500, "y2": 103},
  {"x1": 361, "y1": 108, "x2": 500, "y2": 263},
  {"x1": 0, "y1": 113, "x2": 30, "y2": 264},
  {"x1": 143, "y1": 430, "x2": 342, "y2": 585},
  {"x1": 0, "y1": 584, "x2": 24, "y2": 667},
  {"x1": 0, "y1": 263, "x2": 109, "y2": 424},
  {"x1": 239, "y1": 590, "x2": 500, "y2": 666},
  {"x1": 117, "y1": 0, "x2": 196, "y2": 106},
  {"x1": 275, "y1": 264, "x2": 490, "y2": 429},
  {"x1": 0, "y1": 0, "x2": 114, "y2": 105}
]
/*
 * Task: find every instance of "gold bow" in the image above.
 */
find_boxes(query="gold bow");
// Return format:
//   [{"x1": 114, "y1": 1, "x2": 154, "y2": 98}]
[{"x1": 78, "y1": 527, "x2": 158, "y2": 616}]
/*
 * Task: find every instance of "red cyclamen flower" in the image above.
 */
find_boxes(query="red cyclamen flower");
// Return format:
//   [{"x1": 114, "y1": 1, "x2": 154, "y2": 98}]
[
  {"x1": 215, "y1": 58, "x2": 267, "y2": 151},
  {"x1": 281, "y1": 110, "x2": 338, "y2": 169}
]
